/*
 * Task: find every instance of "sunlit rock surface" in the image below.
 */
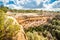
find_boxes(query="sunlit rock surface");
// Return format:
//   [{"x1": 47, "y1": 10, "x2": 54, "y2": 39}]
[{"x1": 6, "y1": 16, "x2": 27, "y2": 40}]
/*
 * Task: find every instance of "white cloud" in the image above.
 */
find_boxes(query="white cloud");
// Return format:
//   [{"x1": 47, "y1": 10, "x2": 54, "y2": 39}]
[
  {"x1": 0, "y1": 0, "x2": 60, "y2": 10},
  {"x1": 5, "y1": 4, "x2": 23, "y2": 9},
  {"x1": 35, "y1": 0, "x2": 42, "y2": 5},
  {"x1": 57, "y1": 0, "x2": 60, "y2": 1},
  {"x1": 43, "y1": 1, "x2": 60, "y2": 9},
  {"x1": 51, "y1": 1, "x2": 60, "y2": 8},
  {"x1": 15, "y1": 0, "x2": 28, "y2": 5},
  {"x1": 43, "y1": 2, "x2": 51, "y2": 9}
]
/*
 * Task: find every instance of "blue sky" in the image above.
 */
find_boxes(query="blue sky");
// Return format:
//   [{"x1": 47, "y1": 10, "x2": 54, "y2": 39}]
[{"x1": 0, "y1": 0, "x2": 60, "y2": 10}]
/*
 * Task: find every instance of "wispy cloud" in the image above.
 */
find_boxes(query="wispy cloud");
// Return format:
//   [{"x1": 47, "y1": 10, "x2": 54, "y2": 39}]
[{"x1": 0, "y1": 0, "x2": 60, "y2": 10}]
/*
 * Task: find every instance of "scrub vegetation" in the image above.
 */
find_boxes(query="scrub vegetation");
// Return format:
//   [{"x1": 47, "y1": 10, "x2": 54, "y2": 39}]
[{"x1": 0, "y1": 6, "x2": 60, "y2": 40}]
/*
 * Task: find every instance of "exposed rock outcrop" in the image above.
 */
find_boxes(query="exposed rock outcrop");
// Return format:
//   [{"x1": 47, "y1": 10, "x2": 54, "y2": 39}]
[{"x1": 6, "y1": 16, "x2": 27, "y2": 40}]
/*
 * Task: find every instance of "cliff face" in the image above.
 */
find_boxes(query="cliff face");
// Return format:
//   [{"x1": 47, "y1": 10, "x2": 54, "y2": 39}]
[
  {"x1": 6, "y1": 16, "x2": 27, "y2": 40},
  {"x1": 15, "y1": 28, "x2": 27, "y2": 40},
  {"x1": 13, "y1": 27, "x2": 27, "y2": 40},
  {"x1": 15, "y1": 15, "x2": 52, "y2": 29},
  {"x1": 6, "y1": 13, "x2": 53, "y2": 40}
]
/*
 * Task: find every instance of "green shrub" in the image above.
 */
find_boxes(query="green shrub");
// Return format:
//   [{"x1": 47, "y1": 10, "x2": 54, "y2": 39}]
[
  {"x1": 26, "y1": 31, "x2": 48, "y2": 40},
  {"x1": 25, "y1": 15, "x2": 60, "y2": 40},
  {"x1": 0, "y1": 10, "x2": 20, "y2": 40}
]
